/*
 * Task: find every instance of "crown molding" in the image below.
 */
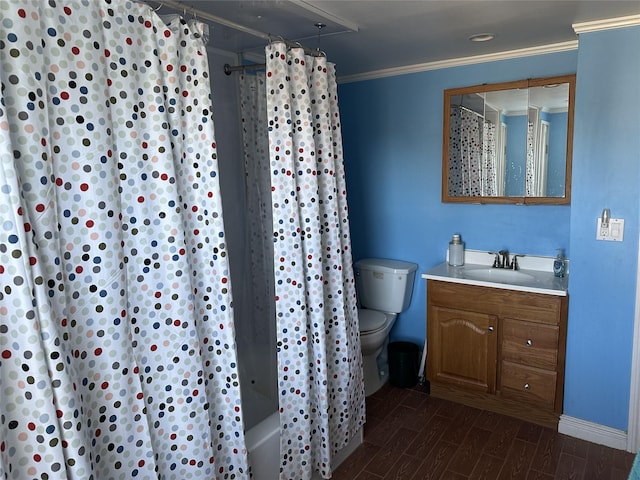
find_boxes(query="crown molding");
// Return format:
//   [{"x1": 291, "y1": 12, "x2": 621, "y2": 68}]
[
  {"x1": 338, "y1": 41, "x2": 578, "y2": 84},
  {"x1": 573, "y1": 14, "x2": 640, "y2": 34}
]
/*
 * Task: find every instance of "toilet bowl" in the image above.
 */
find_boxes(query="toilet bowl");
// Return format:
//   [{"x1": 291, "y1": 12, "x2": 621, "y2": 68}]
[{"x1": 355, "y1": 258, "x2": 417, "y2": 396}]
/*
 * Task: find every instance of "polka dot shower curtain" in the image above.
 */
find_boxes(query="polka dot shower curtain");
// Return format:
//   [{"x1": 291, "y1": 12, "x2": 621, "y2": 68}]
[
  {"x1": 0, "y1": 1, "x2": 248, "y2": 479},
  {"x1": 265, "y1": 42, "x2": 366, "y2": 480},
  {"x1": 482, "y1": 120, "x2": 498, "y2": 196},
  {"x1": 448, "y1": 106, "x2": 498, "y2": 196}
]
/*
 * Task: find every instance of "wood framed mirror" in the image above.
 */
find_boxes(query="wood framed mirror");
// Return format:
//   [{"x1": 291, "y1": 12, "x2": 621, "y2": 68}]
[{"x1": 442, "y1": 75, "x2": 575, "y2": 204}]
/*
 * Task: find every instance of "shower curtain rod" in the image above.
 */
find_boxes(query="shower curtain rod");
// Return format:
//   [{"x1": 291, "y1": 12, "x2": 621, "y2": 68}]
[
  {"x1": 153, "y1": 0, "x2": 323, "y2": 58},
  {"x1": 455, "y1": 104, "x2": 485, "y2": 119},
  {"x1": 224, "y1": 63, "x2": 266, "y2": 76}
]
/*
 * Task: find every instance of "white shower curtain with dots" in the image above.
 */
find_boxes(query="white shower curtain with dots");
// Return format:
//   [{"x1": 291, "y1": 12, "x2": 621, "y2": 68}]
[
  {"x1": 526, "y1": 121, "x2": 536, "y2": 196},
  {"x1": 0, "y1": 1, "x2": 248, "y2": 478},
  {"x1": 449, "y1": 106, "x2": 498, "y2": 196},
  {"x1": 265, "y1": 42, "x2": 366, "y2": 480}
]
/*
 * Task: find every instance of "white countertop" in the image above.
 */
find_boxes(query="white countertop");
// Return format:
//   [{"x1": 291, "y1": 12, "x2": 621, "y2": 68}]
[{"x1": 421, "y1": 250, "x2": 569, "y2": 296}]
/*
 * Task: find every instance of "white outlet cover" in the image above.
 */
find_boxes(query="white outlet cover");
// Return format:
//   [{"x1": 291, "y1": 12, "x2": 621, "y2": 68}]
[{"x1": 596, "y1": 217, "x2": 624, "y2": 241}]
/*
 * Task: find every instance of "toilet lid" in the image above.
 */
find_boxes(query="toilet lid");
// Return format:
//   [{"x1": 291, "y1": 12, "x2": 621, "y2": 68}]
[{"x1": 358, "y1": 309, "x2": 387, "y2": 333}]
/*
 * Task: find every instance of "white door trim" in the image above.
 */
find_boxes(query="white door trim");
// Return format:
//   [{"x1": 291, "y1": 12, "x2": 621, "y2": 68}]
[{"x1": 628, "y1": 232, "x2": 640, "y2": 453}]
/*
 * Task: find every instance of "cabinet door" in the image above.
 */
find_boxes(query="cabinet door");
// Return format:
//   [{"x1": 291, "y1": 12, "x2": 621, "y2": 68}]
[{"x1": 428, "y1": 306, "x2": 498, "y2": 393}]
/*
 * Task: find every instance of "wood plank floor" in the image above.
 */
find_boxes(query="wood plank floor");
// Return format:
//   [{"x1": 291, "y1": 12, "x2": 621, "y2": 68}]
[{"x1": 332, "y1": 382, "x2": 636, "y2": 480}]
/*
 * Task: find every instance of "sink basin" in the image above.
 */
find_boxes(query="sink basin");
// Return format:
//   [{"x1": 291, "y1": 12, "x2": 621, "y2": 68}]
[{"x1": 462, "y1": 267, "x2": 534, "y2": 283}]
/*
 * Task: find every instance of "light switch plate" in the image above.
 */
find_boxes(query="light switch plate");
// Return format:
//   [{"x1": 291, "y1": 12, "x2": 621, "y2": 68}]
[{"x1": 596, "y1": 218, "x2": 624, "y2": 241}]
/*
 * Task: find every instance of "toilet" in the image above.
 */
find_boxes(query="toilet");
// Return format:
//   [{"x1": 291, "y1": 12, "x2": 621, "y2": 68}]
[{"x1": 355, "y1": 258, "x2": 418, "y2": 396}]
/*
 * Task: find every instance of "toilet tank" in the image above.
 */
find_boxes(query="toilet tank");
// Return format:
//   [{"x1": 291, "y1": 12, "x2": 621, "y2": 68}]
[{"x1": 355, "y1": 258, "x2": 418, "y2": 313}]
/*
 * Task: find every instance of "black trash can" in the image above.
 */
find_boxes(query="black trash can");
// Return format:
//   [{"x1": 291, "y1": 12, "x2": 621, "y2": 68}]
[{"x1": 388, "y1": 341, "x2": 420, "y2": 388}]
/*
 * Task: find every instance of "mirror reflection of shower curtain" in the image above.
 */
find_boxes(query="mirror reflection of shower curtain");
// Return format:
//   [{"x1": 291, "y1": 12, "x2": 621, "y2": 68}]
[
  {"x1": 449, "y1": 106, "x2": 498, "y2": 196},
  {"x1": 526, "y1": 122, "x2": 536, "y2": 196},
  {"x1": 482, "y1": 120, "x2": 498, "y2": 196}
]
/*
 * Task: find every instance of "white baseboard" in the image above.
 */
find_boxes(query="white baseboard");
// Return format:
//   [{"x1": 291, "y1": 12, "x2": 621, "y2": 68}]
[{"x1": 558, "y1": 414, "x2": 630, "y2": 451}]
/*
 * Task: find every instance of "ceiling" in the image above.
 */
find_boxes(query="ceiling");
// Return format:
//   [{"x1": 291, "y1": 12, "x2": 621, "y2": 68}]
[{"x1": 161, "y1": 1, "x2": 640, "y2": 79}]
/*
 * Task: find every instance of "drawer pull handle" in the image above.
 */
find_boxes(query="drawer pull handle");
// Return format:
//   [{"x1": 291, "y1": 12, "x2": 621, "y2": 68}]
[
  {"x1": 488, "y1": 326, "x2": 494, "y2": 332},
  {"x1": 524, "y1": 383, "x2": 530, "y2": 390},
  {"x1": 526, "y1": 339, "x2": 533, "y2": 346}
]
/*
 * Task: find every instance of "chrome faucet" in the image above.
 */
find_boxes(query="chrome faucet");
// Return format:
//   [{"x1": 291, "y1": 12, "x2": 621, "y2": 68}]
[{"x1": 489, "y1": 250, "x2": 526, "y2": 269}]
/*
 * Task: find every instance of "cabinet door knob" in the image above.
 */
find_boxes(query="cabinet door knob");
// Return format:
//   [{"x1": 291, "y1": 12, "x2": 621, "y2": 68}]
[
  {"x1": 524, "y1": 383, "x2": 530, "y2": 390},
  {"x1": 488, "y1": 326, "x2": 494, "y2": 332},
  {"x1": 526, "y1": 339, "x2": 533, "y2": 346}
]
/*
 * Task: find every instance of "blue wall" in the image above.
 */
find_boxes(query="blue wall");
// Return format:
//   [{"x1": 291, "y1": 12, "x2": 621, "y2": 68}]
[
  {"x1": 339, "y1": 26, "x2": 639, "y2": 432},
  {"x1": 565, "y1": 26, "x2": 640, "y2": 431}
]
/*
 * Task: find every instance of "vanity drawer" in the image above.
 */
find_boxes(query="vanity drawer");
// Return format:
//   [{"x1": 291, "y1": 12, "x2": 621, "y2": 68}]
[
  {"x1": 500, "y1": 361, "x2": 557, "y2": 408},
  {"x1": 501, "y1": 318, "x2": 559, "y2": 369}
]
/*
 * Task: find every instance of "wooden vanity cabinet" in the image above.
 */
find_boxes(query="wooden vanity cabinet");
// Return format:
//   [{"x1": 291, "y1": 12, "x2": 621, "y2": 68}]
[{"x1": 426, "y1": 279, "x2": 568, "y2": 429}]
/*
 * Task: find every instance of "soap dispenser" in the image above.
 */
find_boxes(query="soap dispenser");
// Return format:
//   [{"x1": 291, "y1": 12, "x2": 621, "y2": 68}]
[
  {"x1": 553, "y1": 249, "x2": 566, "y2": 278},
  {"x1": 448, "y1": 234, "x2": 464, "y2": 266}
]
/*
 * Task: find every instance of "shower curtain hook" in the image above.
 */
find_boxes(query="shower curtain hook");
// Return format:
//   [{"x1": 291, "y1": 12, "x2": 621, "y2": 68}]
[
  {"x1": 315, "y1": 22, "x2": 326, "y2": 52},
  {"x1": 268, "y1": 34, "x2": 285, "y2": 46}
]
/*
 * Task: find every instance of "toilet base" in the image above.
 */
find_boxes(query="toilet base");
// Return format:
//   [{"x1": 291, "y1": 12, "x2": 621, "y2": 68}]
[
  {"x1": 363, "y1": 354, "x2": 386, "y2": 396},
  {"x1": 362, "y1": 339, "x2": 390, "y2": 397}
]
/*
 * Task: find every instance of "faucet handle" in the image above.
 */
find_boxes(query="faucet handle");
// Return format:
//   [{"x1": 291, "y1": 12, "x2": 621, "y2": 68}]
[
  {"x1": 510, "y1": 254, "x2": 526, "y2": 270},
  {"x1": 488, "y1": 251, "x2": 501, "y2": 268}
]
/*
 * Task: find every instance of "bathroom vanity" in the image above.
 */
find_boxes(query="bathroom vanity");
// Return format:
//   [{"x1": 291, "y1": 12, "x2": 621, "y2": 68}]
[{"x1": 422, "y1": 251, "x2": 568, "y2": 429}]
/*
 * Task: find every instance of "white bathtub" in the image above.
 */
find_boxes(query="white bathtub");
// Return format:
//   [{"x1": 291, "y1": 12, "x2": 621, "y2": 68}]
[
  {"x1": 238, "y1": 340, "x2": 363, "y2": 478},
  {"x1": 245, "y1": 409, "x2": 363, "y2": 480},
  {"x1": 246, "y1": 410, "x2": 281, "y2": 480}
]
